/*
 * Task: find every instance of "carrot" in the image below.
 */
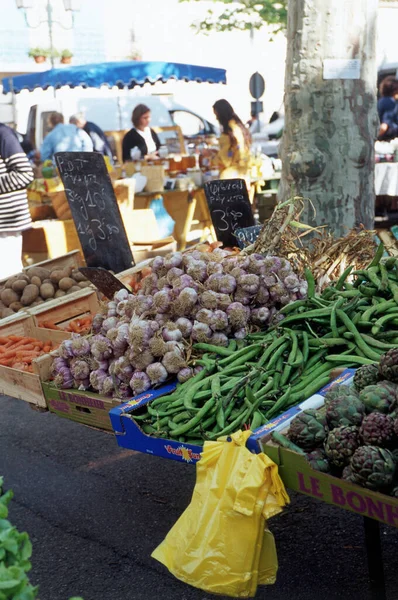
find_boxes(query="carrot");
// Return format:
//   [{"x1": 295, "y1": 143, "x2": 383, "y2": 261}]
[
  {"x1": 0, "y1": 337, "x2": 12, "y2": 344},
  {"x1": 8, "y1": 335, "x2": 25, "y2": 342},
  {"x1": 41, "y1": 320, "x2": 61, "y2": 330}
]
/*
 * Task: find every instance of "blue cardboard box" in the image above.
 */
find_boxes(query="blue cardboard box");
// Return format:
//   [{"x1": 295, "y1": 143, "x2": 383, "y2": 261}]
[
  {"x1": 109, "y1": 369, "x2": 356, "y2": 464},
  {"x1": 109, "y1": 382, "x2": 203, "y2": 464}
]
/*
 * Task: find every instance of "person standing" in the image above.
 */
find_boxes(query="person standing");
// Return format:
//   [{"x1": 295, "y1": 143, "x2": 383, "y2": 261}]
[
  {"x1": 69, "y1": 113, "x2": 113, "y2": 162},
  {"x1": 211, "y1": 99, "x2": 252, "y2": 187},
  {"x1": 377, "y1": 76, "x2": 398, "y2": 141},
  {"x1": 0, "y1": 123, "x2": 34, "y2": 278},
  {"x1": 40, "y1": 112, "x2": 93, "y2": 162},
  {"x1": 122, "y1": 104, "x2": 161, "y2": 162}
]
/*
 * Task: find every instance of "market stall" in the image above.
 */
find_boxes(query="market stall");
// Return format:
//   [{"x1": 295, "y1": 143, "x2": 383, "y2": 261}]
[{"x1": 3, "y1": 185, "x2": 398, "y2": 598}]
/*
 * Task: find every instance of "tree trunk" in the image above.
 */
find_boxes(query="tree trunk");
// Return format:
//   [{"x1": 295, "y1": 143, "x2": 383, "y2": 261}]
[{"x1": 279, "y1": 0, "x2": 379, "y2": 236}]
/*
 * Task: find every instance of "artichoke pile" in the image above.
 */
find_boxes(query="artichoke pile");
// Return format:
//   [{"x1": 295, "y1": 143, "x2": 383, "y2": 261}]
[{"x1": 286, "y1": 350, "x2": 398, "y2": 495}]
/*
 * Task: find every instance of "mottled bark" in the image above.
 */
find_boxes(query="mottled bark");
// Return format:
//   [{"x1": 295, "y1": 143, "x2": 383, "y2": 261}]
[{"x1": 279, "y1": 0, "x2": 379, "y2": 236}]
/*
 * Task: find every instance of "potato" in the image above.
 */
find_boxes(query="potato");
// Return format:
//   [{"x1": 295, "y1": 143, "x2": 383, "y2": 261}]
[
  {"x1": 58, "y1": 277, "x2": 75, "y2": 291},
  {"x1": 27, "y1": 266, "x2": 50, "y2": 280},
  {"x1": 78, "y1": 281, "x2": 91, "y2": 289},
  {"x1": 66, "y1": 285, "x2": 81, "y2": 294},
  {"x1": 1, "y1": 288, "x2": 19, "y2": 307},
  {"x1": 30, "y1": 276, "x2": 42, "y2": 287},
  {"x1": 50, "y1": 269, "x2": 67, "y2": 284},
  {"x1": 71, "y1": 269, "x2": 86, "y2": 283},
  {"x1": 9, "y1": 301, "x2": 24, "y2": 312},
  {"x1": 5, "y1": 274, "x2": 28, "y2": 288},
  {"x1": 1, "y1": 307, "x2": 14, "y2": 318},
  {"x1": 42, "y1": 278, "x2": 52, "y2": 284},
  {"x1": 11, "y1": 279, "x2": 27, "y2": 293},
  {"x1": 40, "y1": 282, "x2": 55, "y2": 299},
  {"x1": 21, "y1": 284, "x2": 40, "y2": 306},
  {"x1": 54, "y1": 289, "x2": 66, "y2": 298}
]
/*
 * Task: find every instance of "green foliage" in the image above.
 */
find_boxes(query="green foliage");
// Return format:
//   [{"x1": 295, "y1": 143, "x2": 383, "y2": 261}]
[
  {"x1": 28, "y1": 48, "x2": 60, "y2": 59},
  {"x1": 0, "y1": 477, "x2": 38, "y2": 599},
  {"x1": 180, "y1": 0, "x2": 287, "y2": 33},
  {"x1": 61, "y1": 49, "x2": 74, "y2": 58},
  {"x1": 0, "y1": 478, "x2": 83, "y2": 600}
]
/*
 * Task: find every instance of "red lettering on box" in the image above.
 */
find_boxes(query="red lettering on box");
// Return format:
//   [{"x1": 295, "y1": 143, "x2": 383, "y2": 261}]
[
  {"x1": 346, "y1": 491, "x2": 367, "y2": 514},
  {"x1": 385, "y1": 503, "x2": 398, "y2": 527},
  {"x1": 310, "y1": 477, "x2": 324, "y2": 499},
  {"x1": 331, "y1": 484, "x2": 346, "y2": 507},
  {"x1": 297, "y1": 472, "x2": 312, "y2": 494},
  {"x1": 365, "y1": 498, "x2": 385, "y2": 522}
]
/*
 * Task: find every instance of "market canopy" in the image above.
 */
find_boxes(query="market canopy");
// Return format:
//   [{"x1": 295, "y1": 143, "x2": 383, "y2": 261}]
[{"x1": 2, "y1": 61, "x2": 227, "y2": 94}]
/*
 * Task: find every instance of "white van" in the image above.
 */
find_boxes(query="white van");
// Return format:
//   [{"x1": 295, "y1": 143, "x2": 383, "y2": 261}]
[{"x1": 24, "y1": 92, "x2": 217, "y2": 152}]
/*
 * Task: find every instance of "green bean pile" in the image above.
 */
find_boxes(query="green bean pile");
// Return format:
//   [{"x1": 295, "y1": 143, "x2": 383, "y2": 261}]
[{"x1": 133, "y1": 247, "x2": 398, "y2": 445}]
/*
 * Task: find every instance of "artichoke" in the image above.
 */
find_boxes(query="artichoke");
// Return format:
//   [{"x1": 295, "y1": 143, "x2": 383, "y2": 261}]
[
  {"x1": 390, "y1": 486, "x2": 398, "y2": 498},
  {"x1": 342, "y1": 465, "x2": 358, "y2": 484},
  {"x1": 359, "y1": 413, "x2": 395, "y2": 447},
  {"x1": 379, "y1": 348, "x2": 398, "y2": 382},
  {"x1": 324, "y1": 425, "x2": 360, "y2": 468},
  {"x1": 324, "y1": 385, "x2": 358, "y2": 407},
  {"x1": 288, "y1": 409, "x2": 327, "y2": 450},
  {"x1": 350, "y1": 446, "x2": 396, "y2": 491},
  {"x1": 353, "y1": 364, "x2": 379, "y2": 392},
  {"x1": 306, "y1": 448, "x2": 331, "y2": 473},
  {"x1": 359, "y1": 384, "x2": 397, "y2": 414},
  {"x1": 325, "y1": 395, "x2": 365, "y2": 430}
]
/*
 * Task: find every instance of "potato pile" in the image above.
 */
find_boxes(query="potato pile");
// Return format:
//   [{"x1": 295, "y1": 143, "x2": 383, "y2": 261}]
[{"x1": 0, "y1": 265, "x2": 90, "y2": 318}]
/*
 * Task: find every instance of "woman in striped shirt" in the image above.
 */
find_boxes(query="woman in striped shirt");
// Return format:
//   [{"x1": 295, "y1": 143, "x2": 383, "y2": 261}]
[{"x1": 0, "y1": 123, "x2": 34, "y2": 278}]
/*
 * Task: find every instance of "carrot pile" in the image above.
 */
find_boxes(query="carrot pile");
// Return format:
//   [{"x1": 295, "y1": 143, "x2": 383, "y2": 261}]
[
  {"x1": 0, "y1": 335, "x2": 54, "y2": 372},
  {"x1": 40, "y1": 314, "x2": 92, "y2": 334}
]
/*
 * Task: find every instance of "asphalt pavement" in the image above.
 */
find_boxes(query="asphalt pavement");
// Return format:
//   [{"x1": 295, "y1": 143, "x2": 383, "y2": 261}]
[{"x1": 1, "y1": 396, "x2": 398, "y2": 600}]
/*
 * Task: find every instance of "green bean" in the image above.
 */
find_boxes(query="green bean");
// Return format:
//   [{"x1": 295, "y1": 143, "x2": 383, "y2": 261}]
[
  {"x1": 251, "y1": 411, "x2": 263, "y2": 431},
  {"x1": 171, "y1": 397, "x2": 216, "y2": 436},
  {"x1": 336, "y1": 309, "x2": 381, "y2": 360},
  {"x1": 335, "y1": 265, "x2": 354, "y2": 290},
  {"x1": 302, "y1": 331, "x2": 309, "y2": 364},
  {"x1": 361, "y1": 299, "x2": 397, "y2": 322},
  {"x1": 193, "y1": 343, "x2": 234, "y2": 357},
  {"x1": 379, "y1": 262, "x2": 389, "y2": 292},
  {"x1": 368, "y1": 242, "x2": 384, "y2": 268},
  {"x1": 288, "y1": 374, "x2": 332, "y2": 405},
  {"x1": 216, "y1": 399, "x2": 225, "y2": 430},
  {"x1": 275, "y1": 308, "x2": 332, "y2": 326},
  {"x1": 254, "y1": 377, "x2": 274, "y2": 399},
  {"x1": 207, "y1": 407, "x2": 251, "y2": 440},
  {"x1": 371, "y1": 312, "x2": 398, "y2": 335},
  {"x1": 305, "y1": 267, "x2": 315, "y2": 298},
  {"x1": 266, "y1": 386, "x2": 292, "y2": 418},
  {"x1": 326, "y1": 354, "x2": 377, "y2": 365},
  {"x1": 257, "y1": 335, "x2": 288, "y2": 368},
  {"x1": 217, "y1": 343, "x2": 263, "y2": 367}
]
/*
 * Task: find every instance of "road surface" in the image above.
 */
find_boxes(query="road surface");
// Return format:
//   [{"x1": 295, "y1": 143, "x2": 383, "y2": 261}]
[{"x1": 1, "y1": 396, "x2": 398, "y2": 600}]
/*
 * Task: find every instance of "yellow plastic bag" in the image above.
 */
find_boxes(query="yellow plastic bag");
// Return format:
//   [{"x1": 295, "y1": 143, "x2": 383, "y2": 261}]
[{"x1": 152, "y1": 430, "x2": 289, "y2": 598}]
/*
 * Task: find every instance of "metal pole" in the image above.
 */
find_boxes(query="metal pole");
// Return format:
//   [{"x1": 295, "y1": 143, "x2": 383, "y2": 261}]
[
  {"x1": 363, "y1": 517, "x2": 387, "y2": 600},
  {"x1": 46, "y1": 0, "x2": 55, "y2": 69}
]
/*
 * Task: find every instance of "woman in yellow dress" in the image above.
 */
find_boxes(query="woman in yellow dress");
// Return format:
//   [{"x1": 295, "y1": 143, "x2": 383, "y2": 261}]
[{"x1": 212, "y1": 99, "x2": 252, "y2": 188}]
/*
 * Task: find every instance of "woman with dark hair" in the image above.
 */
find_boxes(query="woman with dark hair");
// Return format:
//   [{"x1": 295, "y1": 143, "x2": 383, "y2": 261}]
[
  {"x1": 377, "y1": 76, "x2": 398, "y2": 140},
  {"x1": 122, "y1": 104, "x2": 161, "y2": 162},
  {"x1": 211, "y1": 99, "x2": 252, "y2": 185}
]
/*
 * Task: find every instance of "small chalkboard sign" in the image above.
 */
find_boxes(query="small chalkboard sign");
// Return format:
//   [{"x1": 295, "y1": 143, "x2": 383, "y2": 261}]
[
  {"x1": 235, "y1": 225, "x2": 262, "y2": 249},
  {"x1": 204, "y1": 179, "x2": 255, "y2": 247},
  {"x1": 78, "y1": 267, "x2": 129, "y2": 299},
  {"x1": 55, "y1": 152, "x2": 134, "y2": 273}
]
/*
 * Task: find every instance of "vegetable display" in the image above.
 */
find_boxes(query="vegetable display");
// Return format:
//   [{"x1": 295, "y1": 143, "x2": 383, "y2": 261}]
[
  {"x1": 0, "y1": 266, "x2": 90, "y2": 318},
  {"x1": 280, "y1": 349, "x2": 398, "y2": 495},
  {"x1": 53, "y1": 250, "x2": 307, "y2": 396},
  {"x1": 130, "y1": 253, "x2": 398, "y2": 443},
  {"x1": 0, "y1": 335, "x2": 55, "y2": 371}
]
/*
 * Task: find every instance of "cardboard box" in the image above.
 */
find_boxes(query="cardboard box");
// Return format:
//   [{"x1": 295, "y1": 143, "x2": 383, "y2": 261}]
[
  {"x1": 259, "y1": 368, "x2": 398, "y2": 527},
  {"x1": 109, "y1": 382, "x2": 203, "y2": 464},
  {"x1": 140, "y1": 165, "x2": 165, "y2": 193},
  {"x1": 263, "y1": 442, "x2": 398, "y2": 528},
  {"x1": 43, "y1": 384, "x2": 124, "y2": 431}
]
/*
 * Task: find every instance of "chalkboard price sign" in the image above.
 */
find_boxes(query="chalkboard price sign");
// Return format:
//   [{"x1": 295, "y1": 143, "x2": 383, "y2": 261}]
[
  {"x1": 55, "y1": 152, "x2": 134, "y2": 273},
  {"x1": 235, "y1": 225, "x2": 262, "y2": 249},
  {"x1": 204, "y1": 178, "x2": 255, "y2": 247}
]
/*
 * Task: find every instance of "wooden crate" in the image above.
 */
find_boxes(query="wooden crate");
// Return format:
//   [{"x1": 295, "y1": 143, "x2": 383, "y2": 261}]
[
  {"x1": 1, "y1": 250, "x2": 84, "y2": 288},
  {"x1": 0, "y1": 316, "x2": 59, "y2": 408},
  {"x1": 27, "y1": 288, "x2": 100, "y2": 344}
]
